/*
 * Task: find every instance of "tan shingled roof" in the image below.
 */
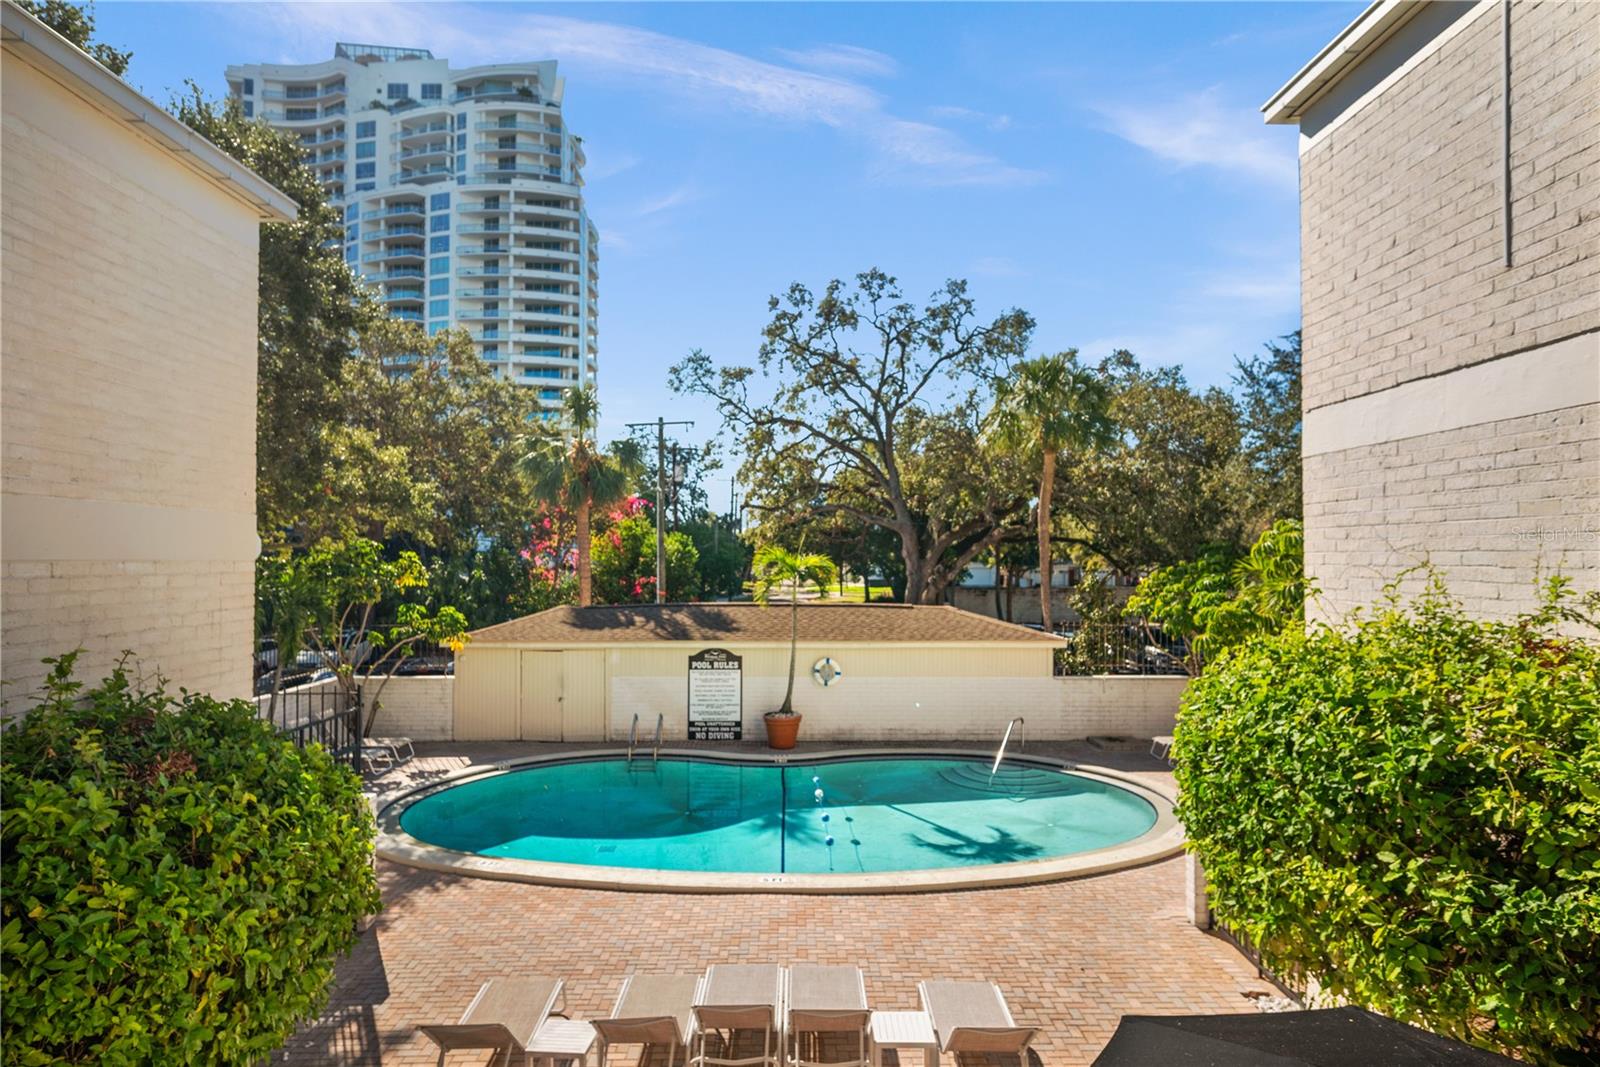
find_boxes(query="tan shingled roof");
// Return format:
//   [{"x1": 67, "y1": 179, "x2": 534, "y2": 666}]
[{"x1": 468, "y1": 602, "x2": 1064, "y2": 645}]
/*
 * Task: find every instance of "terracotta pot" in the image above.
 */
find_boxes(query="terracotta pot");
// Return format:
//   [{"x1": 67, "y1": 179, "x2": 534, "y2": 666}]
[{"x1": 764, "y1": 713, "x2": 802, "y2": 750}]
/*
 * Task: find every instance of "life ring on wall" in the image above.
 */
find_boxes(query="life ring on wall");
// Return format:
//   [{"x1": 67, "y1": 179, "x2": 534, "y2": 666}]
[{"x1": 811, "y1": 657, "x2": 843, "y2": 688}]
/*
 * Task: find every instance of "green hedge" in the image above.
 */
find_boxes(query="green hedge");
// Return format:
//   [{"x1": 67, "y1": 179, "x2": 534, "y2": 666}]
[
  {"x1": 1175, "y1": 583, "x2": 1600, "y2": 1064},
  {"x1": 1, "y1": 654, "x2": 382, "y2": 1065}
]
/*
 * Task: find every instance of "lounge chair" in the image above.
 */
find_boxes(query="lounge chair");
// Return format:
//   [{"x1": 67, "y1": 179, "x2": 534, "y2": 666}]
[
  {"x1": 917, "y1": 981, "x2": 1035, "y2": 1061},
  {"x1": 368, "y1": 735, "x2": 416, "y2": 763},
  {"x1": 420, "y1": 976, "x2": 566, "y2": 1066},
  {"x1": 1149, "y1": 736, "x2": 1174, "y2": 763},
  {"x1": 788, "y1": 965, "x2": 870, "y2": 1067},
  {"x1": 692, "y1": 964, "x2": 786, "y2": 1067},
  {"x1": 594, "y1": 973, "x2": 701, "y2": 1067},
  {"x1": 361, "y1": 735, "x2": 417, "y2": 775},
  {"x1": 360, "y1": 744, "x2": 395, "y2": 774}
]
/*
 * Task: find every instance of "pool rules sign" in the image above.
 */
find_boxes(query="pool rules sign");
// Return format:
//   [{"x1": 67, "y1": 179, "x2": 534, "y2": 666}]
[{"x1": 687, "y1": 648, "x2": 743, "y2": 740}]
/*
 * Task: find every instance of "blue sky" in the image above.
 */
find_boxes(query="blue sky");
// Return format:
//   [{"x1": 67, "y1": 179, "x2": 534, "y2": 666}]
[{"x1": 99, "y1": 1, "x2": 1358, "y2": 488}]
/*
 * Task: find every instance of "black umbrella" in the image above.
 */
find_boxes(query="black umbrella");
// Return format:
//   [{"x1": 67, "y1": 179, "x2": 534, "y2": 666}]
[{"x1": 1092, "y1": 1007, "x2": 1518, "y2": 1066}]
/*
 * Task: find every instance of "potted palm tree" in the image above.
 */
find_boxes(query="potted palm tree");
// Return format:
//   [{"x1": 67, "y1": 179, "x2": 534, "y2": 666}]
[
  {"x1": 516, "y1": 387, "x2": 642, "y2": 606},
  {"x1": 751, "y1": 545, "x2": 838, "y2": 749}
]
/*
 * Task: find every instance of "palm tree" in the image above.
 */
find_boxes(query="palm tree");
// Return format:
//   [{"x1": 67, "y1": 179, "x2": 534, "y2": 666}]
[
  {"x1": 516, "y1": 387, "x2": 640, "y2": 607},
  {"x1": 751, "y1": 545, "x2": 838, "y2": 716},
  {"x1": 984, "y1": 352, "x2": 1113, "y2": 632}
]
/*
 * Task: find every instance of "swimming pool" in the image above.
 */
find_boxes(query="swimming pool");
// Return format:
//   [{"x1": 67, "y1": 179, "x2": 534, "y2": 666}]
[{"x1": 394, "y1": 755, "x2": 1161, "y2": 880}]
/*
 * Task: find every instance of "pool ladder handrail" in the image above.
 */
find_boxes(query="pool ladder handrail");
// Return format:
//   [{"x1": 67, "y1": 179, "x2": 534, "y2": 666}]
[
  {"x1": 990, "y1": 717, "x2": 1025, "y2": 784},
  {"x1": 627, "y1": 712, "x2": 665, "y2": 767}
]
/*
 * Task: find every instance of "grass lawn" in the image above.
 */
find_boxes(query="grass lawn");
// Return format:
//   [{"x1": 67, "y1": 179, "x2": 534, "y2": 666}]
[{"x1": 738, "y1": 578, "x2": 893, "y2": 602}]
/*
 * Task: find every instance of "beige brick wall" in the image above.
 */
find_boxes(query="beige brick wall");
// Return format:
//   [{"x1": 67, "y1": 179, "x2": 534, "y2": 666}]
[
  {"x1": 3, "y1": 560, "x2": 255, "y2": 704},
  {"x1": 368, "y1": 670, "x2": 1186, "y2": 744},
  {"x1": 612, "y1": 673, "x2": 1187, "y2": 743},
  {"x1": 1305, "y1": 403, "x2": 1598, "y2": 621},
  {"x1": 367, "y1": 677, "x2": 456, "y2": 741},
  {"x1": 1299, "y1": 1, "x2": 1599, "y2": 411},
  {"x1": 1, "y1": 56, "x2": 261, "y2": 708},
  {"x1": 1295, "y1": 0, "x2": 1599, "y2": 621}
]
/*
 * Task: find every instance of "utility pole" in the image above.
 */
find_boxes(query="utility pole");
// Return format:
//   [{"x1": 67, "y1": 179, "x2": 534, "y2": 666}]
[
  {"x1": 712, "y1": 479, "x2": 734, "y2": 554},
  {"x1": 627, "y1": 416, "x2": 692, "y2": 603}
]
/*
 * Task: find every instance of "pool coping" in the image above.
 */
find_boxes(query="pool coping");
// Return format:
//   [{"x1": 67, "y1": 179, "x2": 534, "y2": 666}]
[{"x1": 372, "y1": 748, "x2": 1184, "y2": 894}]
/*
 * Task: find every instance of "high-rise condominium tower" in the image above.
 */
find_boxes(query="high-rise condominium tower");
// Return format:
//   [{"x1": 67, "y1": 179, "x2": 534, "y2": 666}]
[{"x1": 226, "y1": 43, "x2": 598, "y2": 412}]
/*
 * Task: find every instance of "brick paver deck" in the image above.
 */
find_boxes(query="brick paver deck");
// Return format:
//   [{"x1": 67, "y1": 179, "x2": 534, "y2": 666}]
[{"x1": 275, "y1": 743, "x2": 1276, "y2": 1066}]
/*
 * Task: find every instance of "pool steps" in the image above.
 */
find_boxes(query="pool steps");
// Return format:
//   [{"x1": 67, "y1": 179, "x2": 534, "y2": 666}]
[{"x1": 937, "y1": 763, "x2": 1087, "y2": 798}]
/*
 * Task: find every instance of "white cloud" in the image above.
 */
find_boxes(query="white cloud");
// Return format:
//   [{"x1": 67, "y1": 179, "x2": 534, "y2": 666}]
[
  {"x1": 929, "y1": 105, "x2": 1014, "y2": 133},
  {"x1": 1199, "y1": 269, "x2": 1300, "y2": 307},
  {"x1": 1081, "y1": 321, "x2": 1236, "y2": 370},
  {"x1": 774, "y1": 44, "x2": 899, "y2": 79},
  {"x1": 970, "y1": 255, "x2": 1026, "y2": 279},
  {"x1": 1093, "y1": 86, "x2": 1297, "y2": 187},
  {"x1": 229, "y1": 4, "x2": 1041, "y2": 187},
  {"x1": 583, "y1": 150, "x2": 640, "y2": 182},
  {"x1": 632, "y1": 183, "x2": 701, "y2": 218},
  {"x1": 1079, "y1": 257, "x2": 1300, "y2": 382},
  {"x1": 869, "y1": 119, "x2": 1042, "y2": 187}
]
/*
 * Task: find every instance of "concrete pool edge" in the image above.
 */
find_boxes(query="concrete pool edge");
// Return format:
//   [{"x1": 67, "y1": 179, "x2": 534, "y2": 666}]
[{"x1": 372, "y1": 748, "x2": 1184, "y2": 894}]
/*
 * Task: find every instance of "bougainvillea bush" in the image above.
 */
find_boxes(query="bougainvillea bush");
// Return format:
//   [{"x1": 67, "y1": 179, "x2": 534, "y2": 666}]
[
  {"x1": 1, "y1": 655, "x2": 381, "y2": 1066},
  {"x1": 1175, "y1": 580, "x2": 1600, "y2": 1064}
]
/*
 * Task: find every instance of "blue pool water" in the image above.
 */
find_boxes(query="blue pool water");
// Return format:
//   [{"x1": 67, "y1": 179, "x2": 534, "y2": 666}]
[{"x1": 398, "y1": 757, "x2": 1158, "y2": 874}]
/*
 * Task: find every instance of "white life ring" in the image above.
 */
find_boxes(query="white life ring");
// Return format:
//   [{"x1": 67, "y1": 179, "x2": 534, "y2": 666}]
[{"x1": 811, "y1": 657, "x2": 843, "y2": 687}]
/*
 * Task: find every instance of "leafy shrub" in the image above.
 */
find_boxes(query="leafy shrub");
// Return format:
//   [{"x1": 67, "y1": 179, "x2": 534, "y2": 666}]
[
  {"x1": 1, "y1": 654, "x2": 382, "y2": 1065},
  {"x1": 1176, "y1": 580, "x2": 1600, "y2": 1064},
  {"x1": 591, "y1": 513, "x2": 699, "y2": 604},
  {"x1": 1126, "y1": 518, "x2": 1307, "y2": 674}
]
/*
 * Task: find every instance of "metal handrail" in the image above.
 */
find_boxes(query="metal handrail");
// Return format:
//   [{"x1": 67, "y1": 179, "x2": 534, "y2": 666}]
[
  {"x1": 651, "y1": 713, "x2": 664, "y2": 763},
  {"x1": 627, "y1": 712, "x2": 639, "y2": 765},
  {"x1": 990, "y1": 717, "x2": 1025, "y2": 781}
]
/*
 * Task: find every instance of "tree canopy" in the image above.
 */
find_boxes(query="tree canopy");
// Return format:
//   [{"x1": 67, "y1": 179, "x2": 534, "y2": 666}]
[
  {"x1": 17, "y1": 0, "x2": 130, "y2": 73},
  {"x1": 1233, "y1": 331, "x2": 1303, "y2": 534},
  {"x1": 1051, "y1": 351, "x2": 1249, "y2": 573},
  {"x1": 175, "y1": 88, "x2": 377, "y2": 542},
  {"x1": 672, "y1": 269, "x2": 1034, "y2": 603}
]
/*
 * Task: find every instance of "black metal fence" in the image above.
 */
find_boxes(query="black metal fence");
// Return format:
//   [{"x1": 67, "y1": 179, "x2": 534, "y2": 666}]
[
  {"x1": 388, "y1": 639, "x2": 455, "y2": 676},
  {"x1": 1053, "y1": 619, "x2": 1190, "y2": 676},
  {"x1": 253, "y1": 638, "x2": 454, "y2": 697},
  {"x1": 1213, "y1": 919, "x2": 1309, "y2": 1001},
  {"x1": 261, "y1": 683, "x2": 362, "y2": 770}
]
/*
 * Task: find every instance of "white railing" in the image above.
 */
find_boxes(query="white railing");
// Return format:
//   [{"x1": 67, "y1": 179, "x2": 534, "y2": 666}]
[{"x1": 990, "y1": 717, "x2": 1025, "y2": 781}]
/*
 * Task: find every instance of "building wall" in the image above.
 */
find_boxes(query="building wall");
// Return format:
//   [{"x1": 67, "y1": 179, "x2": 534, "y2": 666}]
[
  {"x1": 367, "y1": 676, "x2": 455, "y2": 741},
  {"x1": 452, "y1": 642, "x2": 1186, "y2": 742},
  {"x1": 1, "y1": 57, "x2": 261, "y2": 707},
  {"x1": 947, "y1": 585, "x2": 1134, "y2": 626},
  {"x1": 1296, "y1": 0, "x2": 1600, "y2": 621}
]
